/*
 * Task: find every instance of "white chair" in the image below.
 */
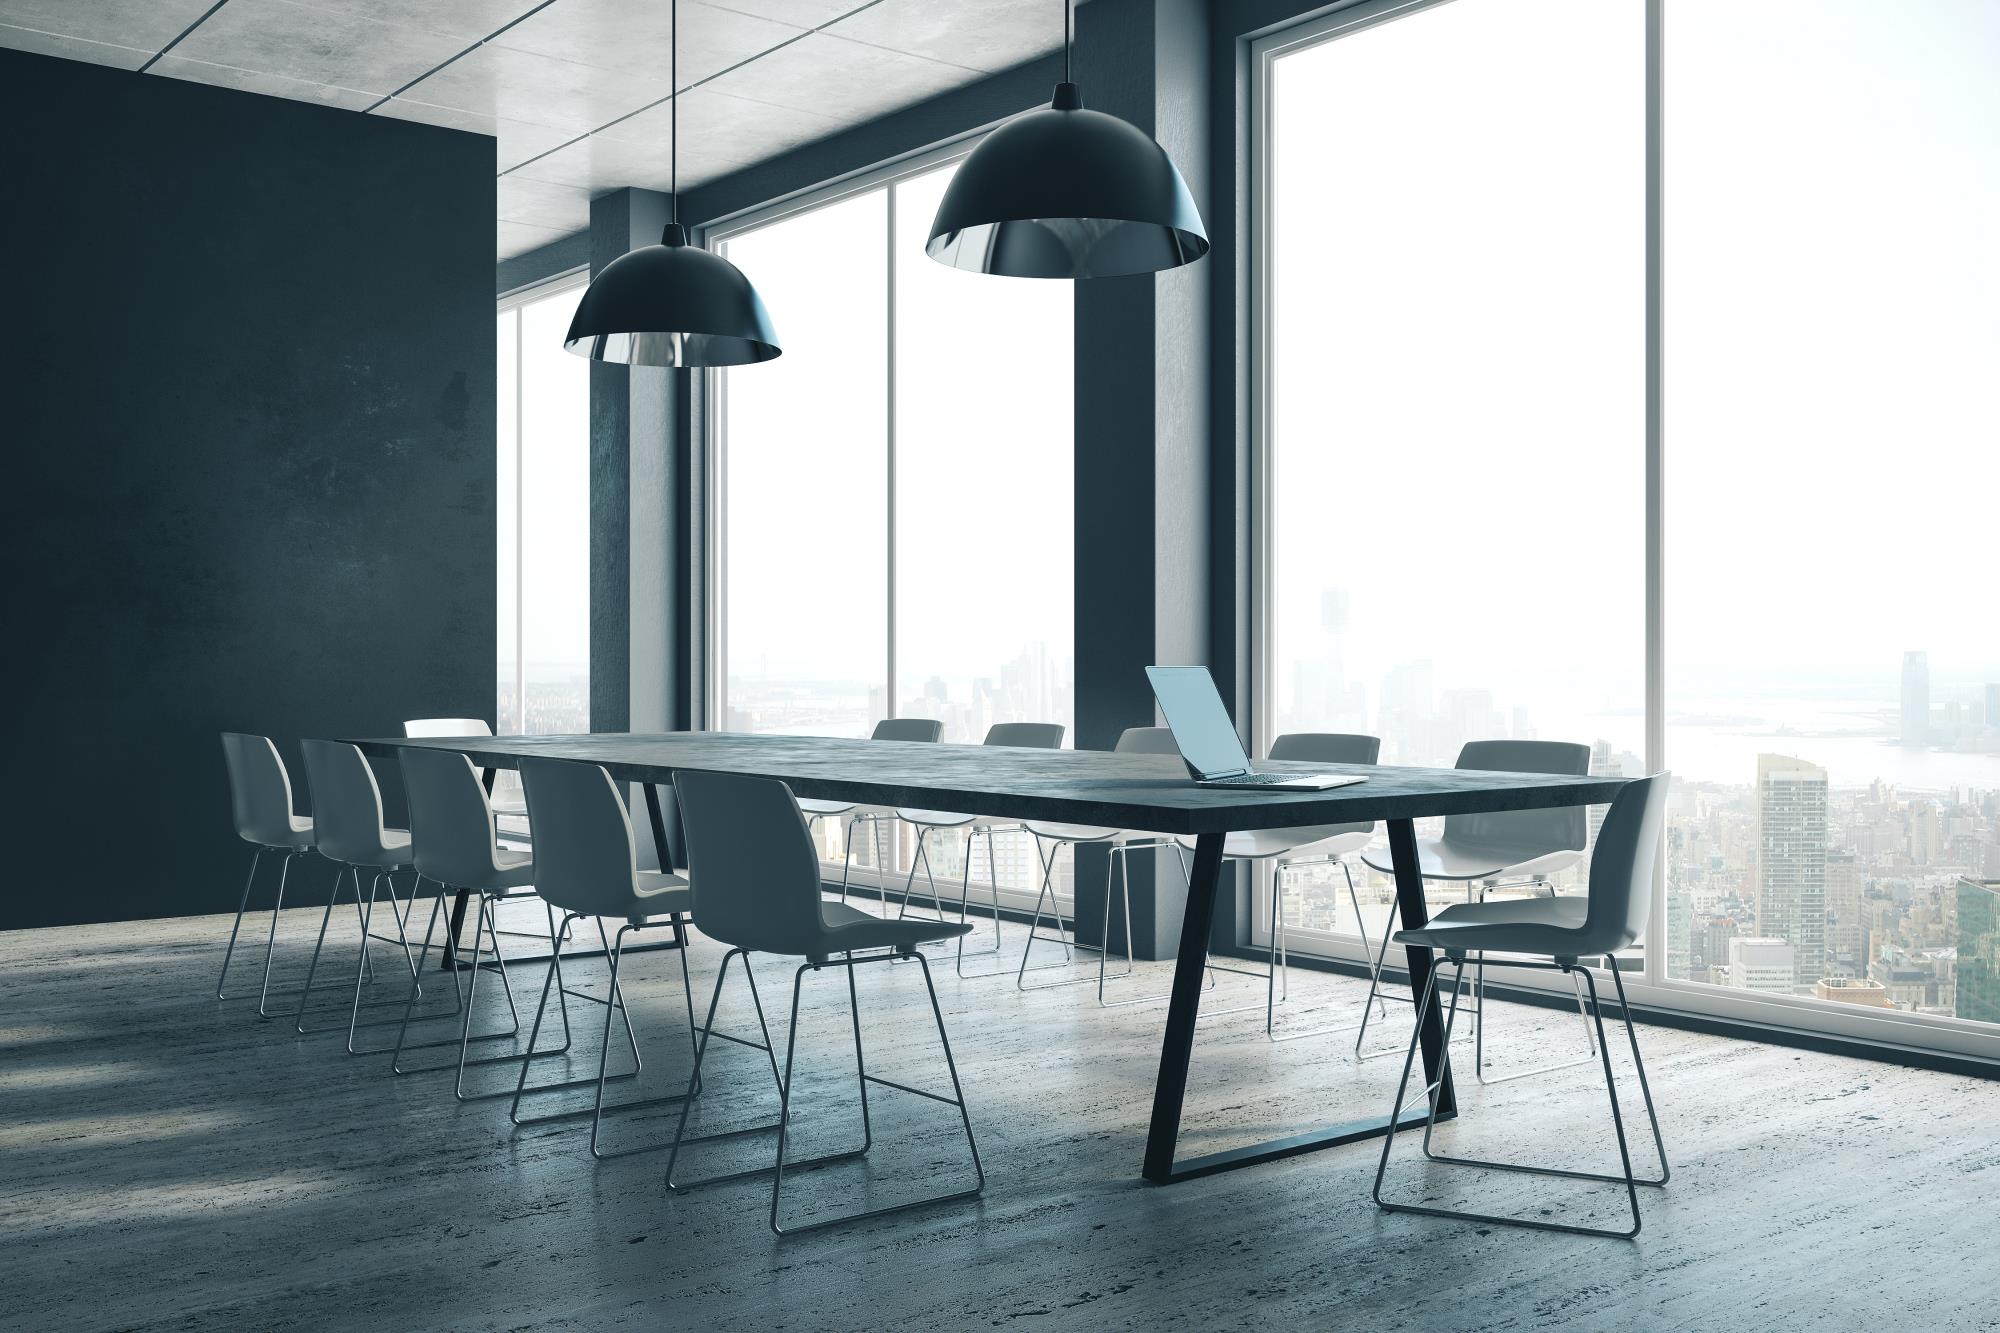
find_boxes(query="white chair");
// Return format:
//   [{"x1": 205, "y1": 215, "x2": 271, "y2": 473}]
[
  {"x1": 1357, "y1": 739, "x2": 1594, "y2": 1077},
  {"x1": 892, "y1": 722, "x2": 1065, "y2": 958},
  {"x1": 666, "y1": 769, "x2": 984, "y2": 1235},
  {"x1": 796, "y1": 718, "x2": 944, "y2": 900},
  {"x1": 1174, "y1": 732, "x2": 1386, "y2": 1038},
  {"x1": 1372, "y1": 773, "x2": 1671, "y2": 1239},
  {"x1": 404, "y1": 718, "x2": 529, "y2": 821},
  {"x1": 293, "y1": 740, "x2": 422, "y2": 1052},
  {"x1": 511, "y1": 757, "x2": 701, "y2": 1158},
  {"x1": 1009, "y1": 726, "x2": 1201, "y2": 996},
  {"x1": 217, "y1": 733, "x2": 318, "y2": 1015}
]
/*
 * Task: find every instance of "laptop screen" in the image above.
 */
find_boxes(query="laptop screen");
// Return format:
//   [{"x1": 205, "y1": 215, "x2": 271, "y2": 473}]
[{"x1": 1146, "y1": 665, "x2": 1252, "y2": 779}]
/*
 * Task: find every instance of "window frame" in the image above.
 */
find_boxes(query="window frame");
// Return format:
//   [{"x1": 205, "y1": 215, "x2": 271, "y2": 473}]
[{"x1": 1247, "y1": 0, "x2": 2000, "y2": 1063}]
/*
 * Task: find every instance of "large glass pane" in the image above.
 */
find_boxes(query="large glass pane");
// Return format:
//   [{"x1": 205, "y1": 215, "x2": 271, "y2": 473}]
[
  {"x1": 1265, "y1": 0, "x2": 1644, "y2": 942},
  {"x1": 892, "y1": 163, "x2": 1075, "y2": 897},
  {"x1": 718, "y1": 192, "x2": 889, "y2": 738},
  {"x1": 1663, "y1": 1, "x2": 2000, "y2": 1017},
  {"x1": 517, "y1": 286, "x2": 591, "y2": 736}
]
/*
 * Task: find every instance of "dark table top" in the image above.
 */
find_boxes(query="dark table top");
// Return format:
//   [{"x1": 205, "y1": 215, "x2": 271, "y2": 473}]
[{"x1": 352, "y1": 731, "x2": 1630, "y2": 836}]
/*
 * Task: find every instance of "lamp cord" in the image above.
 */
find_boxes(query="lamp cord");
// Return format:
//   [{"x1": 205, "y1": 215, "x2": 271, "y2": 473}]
[
  {"x1": 671, "y1": 0, "x2": 679, "y2": 224},
  {"x1": 1063, "y1": 0, "x2": 1071, "y2": 82}
]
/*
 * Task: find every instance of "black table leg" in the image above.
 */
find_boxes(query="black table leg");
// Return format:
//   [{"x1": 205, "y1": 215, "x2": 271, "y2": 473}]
[
  {"x1": 1386, "y1": 817, "x2": 1455, "y2": 1118},
  {"x1": 1143, "y1": 832, "x2": 1226, "y2": 1183},
  {"x1": 1140, "y1": 824, "x2": 1449, "y2": 1184},
  {"x1": 643, "y1": 782, "x2": 674, "y2": 873}
]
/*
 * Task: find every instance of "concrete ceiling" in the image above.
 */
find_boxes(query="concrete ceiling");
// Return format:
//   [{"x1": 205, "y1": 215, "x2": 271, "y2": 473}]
[{"x1": 0, "y1": 0, "x2": 1067, "y2": 260}]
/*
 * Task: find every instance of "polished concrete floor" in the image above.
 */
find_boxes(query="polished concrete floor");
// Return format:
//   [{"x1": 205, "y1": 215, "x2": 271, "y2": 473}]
[{"x1": 3, "y1": 897, "x2": 1994, "y2": 1331}]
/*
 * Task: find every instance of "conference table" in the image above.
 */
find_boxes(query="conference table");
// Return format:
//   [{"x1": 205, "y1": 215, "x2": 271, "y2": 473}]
[{"x1": 355, "y1": 730, "x2": 1628, "y2": 1185}]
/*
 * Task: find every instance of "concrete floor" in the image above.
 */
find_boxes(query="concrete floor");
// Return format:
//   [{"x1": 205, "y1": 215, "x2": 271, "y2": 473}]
[{"x1": 3, "y1": 899, "x2": 1994, "y2": 1331}]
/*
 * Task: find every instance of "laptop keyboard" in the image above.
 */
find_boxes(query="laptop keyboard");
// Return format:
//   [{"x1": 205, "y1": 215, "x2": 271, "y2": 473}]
[{"x1": 1210, "y1": 771, "x2": 1297, "y2": 786}]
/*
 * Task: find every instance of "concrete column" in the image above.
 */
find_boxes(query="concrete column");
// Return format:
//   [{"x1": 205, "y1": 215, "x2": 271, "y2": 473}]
[{"x1": 1070, "y1": 0, "x2": 1218, "y2": 960}]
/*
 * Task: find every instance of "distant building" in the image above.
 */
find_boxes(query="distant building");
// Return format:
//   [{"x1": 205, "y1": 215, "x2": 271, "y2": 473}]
[
  {"x1": 1665, "y1": 885, "x2": 1692, "y2": 980},
  {"x1": 1901, "y1": 651, "x2": 1929, "y2": 744},
  {"x1": 1729, "y1": 936, "x2": 1797, "y2": 993},
  {"x1": 1757, "y1": 754, "x2": 1828, "y2": 989},
  {"x1": 1987, "y1": 682, "x2": 1999, "y2": 731},
  {"x1": 1824, "y1": 851, "x2": 1867, "y2": 978},
  {"x1": 1956, "y1": 877, "x2": 2000, "y2": 1023},
  {"x1": 1813, "y1": 977, "x2": 1894, "y2": 1008}
]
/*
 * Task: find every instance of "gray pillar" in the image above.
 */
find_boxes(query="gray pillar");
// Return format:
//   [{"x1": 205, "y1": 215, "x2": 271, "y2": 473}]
[
  {"x1": 587, "y1": 187, "x2": 684, "y2": 737},
  {"x1": 1071, "y1": 0, "x2": 1215, "y2": 961},
  {"x1": 589, "y1": 188, "x2": 691, "y2": 869}
]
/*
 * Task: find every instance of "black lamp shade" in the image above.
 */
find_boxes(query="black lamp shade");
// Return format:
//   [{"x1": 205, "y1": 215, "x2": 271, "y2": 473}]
[
  {"x1": 564, "y1": 225, "x2": 781, "y2": 367},
  {"x1": 926, "y1": 84, "x2": 1208, "y2": 279}
]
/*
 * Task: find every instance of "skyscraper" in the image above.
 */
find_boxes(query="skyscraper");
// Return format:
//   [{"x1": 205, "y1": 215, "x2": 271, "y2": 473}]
[
  {"x1": 1757, "y1": 754, "x2": 1828, "y2": 990},
  {"x1": 1901, "y1": 651, "x2": 1929, "y2": 744},
  {"x1": 1956, "y1": 877, "x2": 2000, "y2": 1023},
  {"x1": 1824, "y1": 850, "x2": 1866, "y2": 978},
  {"x1": 1987, "y1": 682, "x2": 1999, "y2": 731}
]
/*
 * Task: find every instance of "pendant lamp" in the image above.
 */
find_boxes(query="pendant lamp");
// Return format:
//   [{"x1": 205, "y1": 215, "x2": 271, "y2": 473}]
[
  {"x1": 564, "y1": 0, "x2": 780, "y2": 366},
  {"x1": 925, "y1": 0, "x2": 1208, "y2": 279}
]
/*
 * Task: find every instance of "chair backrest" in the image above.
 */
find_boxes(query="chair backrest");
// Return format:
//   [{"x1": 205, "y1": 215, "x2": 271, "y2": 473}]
[
  {"x1": 673, "y1": 770, "x2": 828, "y2": 956},
  {"x1": 519, "y1": 758, "x2": 643, "y2": 918},
  {"x1": 1575, "y1": 773, "x2": 1669, "y2": 955},
  {"x1": 399, "y1": 747, "x2": 502, "y2": 887},
  {"x1": 404, "y1": 718, "x2": 494, "y2": 738},
  {"x1": 985, "y1": 722, "x2": 1064, "y2": 749},
  {"x1": 872, "y1": 718, "x2": 944, "y2": 743},
  {"x1": 1114, "y1": 726, "x2": 1181, "y2": 755},
  {"x1": 1442, "y1": 739, "x2": 1592, "y2": 856},
  {"x1": 300, "y1": 740, "x2": 394, "y2": 866},
  {"x1": 221, "y1": 732, "x2": 302, "y2": 847},
  {"x1": 1268, "y1": 732, "x2": 1380, "y2": 765},
  {"x1": 1270, "y1": 733, "x2": 1381, "y2": 836}
]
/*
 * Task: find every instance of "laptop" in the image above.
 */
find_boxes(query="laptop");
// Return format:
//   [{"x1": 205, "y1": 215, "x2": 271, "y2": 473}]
[{"x1": 1146, "y1": 665, "x2": 1369, "y2": 791}]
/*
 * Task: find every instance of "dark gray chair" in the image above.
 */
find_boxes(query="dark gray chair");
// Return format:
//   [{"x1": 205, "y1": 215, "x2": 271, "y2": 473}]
[
  {"x1": 666, "y1": 769, "x2": 984, "y2": 1236},
  {"x1": 1372, "y1": 772, "x2": 1672, "y2": 1239},
  {"x1": 217, "y1": 733, "x2": 318, "y2": 1015},
  {"x1": 509, "y1": 757, "x2": 699, "y2": 1158},
  {"x1": 294, "y1": 740, "x2": 421, "y2": 1051},
  {"x1": 1358, "y1": 739, "x2": 1595, "y2": 1076}
]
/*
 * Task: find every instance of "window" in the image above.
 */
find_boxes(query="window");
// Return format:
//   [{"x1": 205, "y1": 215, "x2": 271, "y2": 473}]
[
  {"x1": 1257, "y1": 0, "x2": 1644, "y2": 950},
  {"x1": 1255, "y1": 0, "x2": 2000, "y2": 1060},
  {"x1": 1661, "y1": 0, "x2": 2000, "y2": 1017},
  {"x1": 496, "y1": 276, "x2": 591, "y2": 762},
  {"x1": 711, "y1": 151, "x2": 1074, "y2": 899}
]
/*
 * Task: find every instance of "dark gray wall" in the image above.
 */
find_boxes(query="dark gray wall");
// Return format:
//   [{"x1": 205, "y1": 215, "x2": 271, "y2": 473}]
[{"x1": 2, "y1": 48, "x2": 496, "y2": 929}]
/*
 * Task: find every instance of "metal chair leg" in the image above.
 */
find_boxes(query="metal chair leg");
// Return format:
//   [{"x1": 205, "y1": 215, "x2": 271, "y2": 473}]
[
  {"x1": 1375, "y1": 956, "x2": 1667, "y2": 1239},
  {"x1": 1265, "y1": 860, "x2": 1405, "y2": 1043},
  {"x1": 1095, "y1": 842, "x2": 1216, "y2": 1007},
  {"x1": 666, "y1": 950, "x2": 809, "y2": 1195},
  {"x1": 216, "y1": 847, "x2": 265, "y2": 1000},
  {"x1": 770, "y1": 951, "x2": 984, "y2": 1236},
  {"x1": 254, "y1": 850, "x2": 305, "y2": 1017}
]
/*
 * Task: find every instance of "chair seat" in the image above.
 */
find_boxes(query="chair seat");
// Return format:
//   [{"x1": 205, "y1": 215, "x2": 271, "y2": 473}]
[
  {"x1": 1361, "y1": 836, "x2": 1578, "y2": 882},
  {"x1": 622, "y1": 871, "x2": 691, "y2": 923},
  {"x1": 1024, "y1": 820, "x2": 1122, "y2": 843},
  {"x1": 491, "y1": 800, "x2": 529, "y2": 819},
  {"x1": 478, "y1": 846, "x2": 536, "y2": 893},
  {"x1": 339, "y1": 827, "x2": 413, "y2": 871},
  {"x1": 1180, "y1": 826, "x2": 1375, "y2": 861},
  {"x1": 814, "y1": 901, "x2": 973, "y2": 956},
  {"x1": 1395, "y1": 892, "x2": 1591, "y2": 957},
  {"x1": 255, "y1": 814, "x2": 315, "y2": 850},
  {"x1": 896, "y1": 808, "x2": 979, "y2": 829},
  {"x1": 798, "y1": 798, "x2": 858, "y2": 817}
]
